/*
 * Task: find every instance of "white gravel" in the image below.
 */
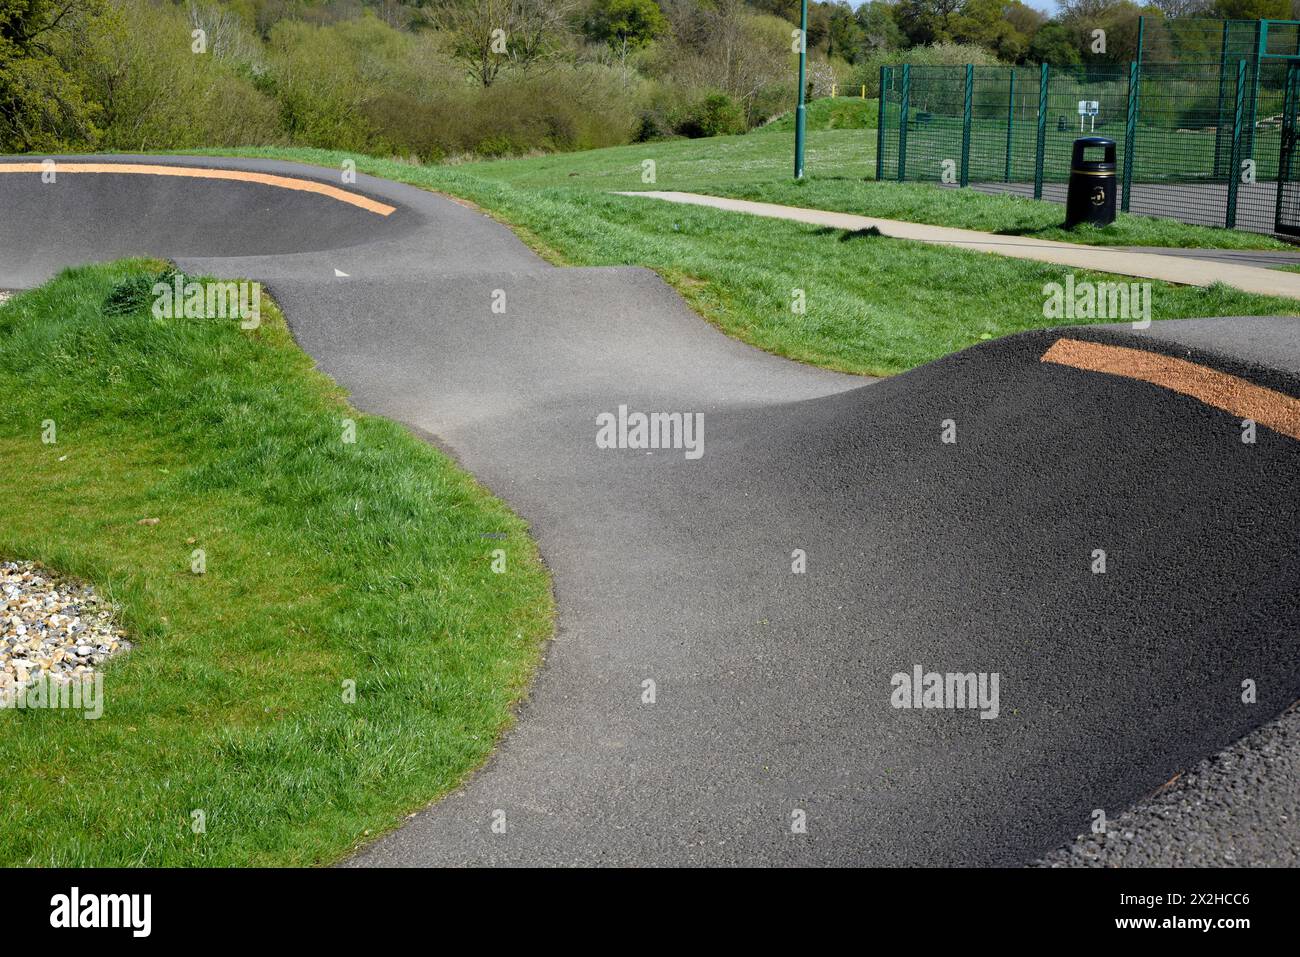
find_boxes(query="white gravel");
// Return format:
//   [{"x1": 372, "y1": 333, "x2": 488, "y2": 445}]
[{"x1": 0, "y1": 560, "x2": 131, "y2": 706}]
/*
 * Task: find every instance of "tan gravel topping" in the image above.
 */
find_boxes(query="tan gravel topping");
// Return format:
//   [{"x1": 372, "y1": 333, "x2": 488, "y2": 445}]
[{"x1": 1042, "y1": 336, "x2": 1300, "y2": 441}]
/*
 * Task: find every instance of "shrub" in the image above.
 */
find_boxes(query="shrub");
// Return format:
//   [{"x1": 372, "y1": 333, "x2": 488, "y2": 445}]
[
  {"x1": 850, "y1": 42, "x2": 1004, "y2": 98},
  {"x1": 676, "y1": 92, "x2": 746, "y2": 138}
]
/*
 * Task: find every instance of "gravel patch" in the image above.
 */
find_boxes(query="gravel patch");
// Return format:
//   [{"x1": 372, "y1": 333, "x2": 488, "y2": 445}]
[
  {"x1": 0, "y1": 560, "x2": 131, "y2": 707},
  {"x1": 0, "y1": 290, "x2": 11, "y2": 305},
  {"x1": 1038, "y1": 702, "x2": 1300, "y2": 867}
]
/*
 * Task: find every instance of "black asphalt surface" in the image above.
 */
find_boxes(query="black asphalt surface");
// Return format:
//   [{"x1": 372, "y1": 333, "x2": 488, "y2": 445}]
[{"x1": 2, "y1": 156, "x2": 1298, "y2": 866}]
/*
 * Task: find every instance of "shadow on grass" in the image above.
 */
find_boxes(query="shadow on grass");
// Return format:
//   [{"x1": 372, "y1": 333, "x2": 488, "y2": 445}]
[{"x1": 810, "y1": 225, "x2": 885, "y2": 242}]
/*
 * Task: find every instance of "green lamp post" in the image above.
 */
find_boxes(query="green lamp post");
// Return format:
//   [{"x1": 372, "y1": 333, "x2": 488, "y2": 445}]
[{"x1": 794, "y1": 0, "x2": 808, "y2": 179}]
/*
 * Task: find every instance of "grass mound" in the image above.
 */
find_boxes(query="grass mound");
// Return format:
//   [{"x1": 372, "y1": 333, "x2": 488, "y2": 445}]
[
  {"x1": 0, "y1": 260, "x2": 553, "y2": 866},
  {"x1": 764, "y1": 96, "x2": 879, "y2": 133}
]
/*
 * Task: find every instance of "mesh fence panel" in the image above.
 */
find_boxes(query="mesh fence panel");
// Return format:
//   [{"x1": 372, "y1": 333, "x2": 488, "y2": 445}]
[{"x1": 877, "y1": 52, "x2": 1299, "y2": 236}]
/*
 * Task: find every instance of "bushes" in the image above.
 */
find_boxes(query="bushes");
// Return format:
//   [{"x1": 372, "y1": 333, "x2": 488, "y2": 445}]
[
  {"x1": 3, "y1": 0, "x2": 835, "y2": 158},
  {"x1": 850, "y1": 42, "x2": 1004, "y2": 98},
  {"x1": 81, "y1": 0, "x2": 283, "y2": 151},
  {"x1": 360, "y1": 65, "x2": 638, "y2": 160},
  {"x1": 676, "y1": 92, "x2": 746, "y2": 138}
]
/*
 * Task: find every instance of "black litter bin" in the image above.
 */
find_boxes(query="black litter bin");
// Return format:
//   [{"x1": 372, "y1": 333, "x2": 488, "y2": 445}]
[{"x1": 1065, "y1": 136, "x2": 1116, "y2": 228}]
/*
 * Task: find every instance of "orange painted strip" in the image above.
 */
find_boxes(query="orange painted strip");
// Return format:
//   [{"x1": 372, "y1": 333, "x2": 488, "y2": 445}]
[
  {"x1": 1042, "y1": 337, "x2": 1300, "y2": 441},
  {"x1": 0, "y1": 162, "x2": 395, "y2": 216}
]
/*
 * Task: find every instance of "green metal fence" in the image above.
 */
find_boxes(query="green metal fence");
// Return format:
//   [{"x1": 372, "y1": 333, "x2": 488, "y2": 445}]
[{"x1": 876, "y1": 19, "x2": 1300, "y2": 236}]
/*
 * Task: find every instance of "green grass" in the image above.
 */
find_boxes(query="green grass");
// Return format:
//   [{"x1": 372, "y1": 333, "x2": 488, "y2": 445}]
[
  {"x1": 0, "y1": 262, "x2": 553, "y2": 866},
  {"x1": 763, "y1": 96, "x2": 879, "y2": 132},
  {"x1": 462, "y1": 119, "x2": 1287, "y2": 251},
  {"x1": 192, "y1": 147, "x2": 1299, "y2": 377},
  {"x1": 672, "y1": 177, "x2": 1295, "y2": 249},
  {"x1": 453, "y1": 121, "x2": 878, "y2": 193}
]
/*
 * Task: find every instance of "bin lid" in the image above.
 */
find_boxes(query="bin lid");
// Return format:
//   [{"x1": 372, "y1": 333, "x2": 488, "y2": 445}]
[{"x1": 1072, "y1": 136, "x2": 1117, "y2": 168}]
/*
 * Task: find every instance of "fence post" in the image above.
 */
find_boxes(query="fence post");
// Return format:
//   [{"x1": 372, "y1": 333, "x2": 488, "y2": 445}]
[
  {"x1": 1122, "y1": 60, "x2": 1139, "y2": 213},
  {"x1": 1226, "y1": 58, "x2": 1248, "y2": 229},
  {"x1": 1004, "y1": 69, "x2": 1015, "y2": 183},
  {"x1": 1213, "y1": 24, "x2": 1230, "y2": 178},
  {"x1": 1034, "y1": 62, "x2": 1048, "y2": 199},
  {"x1": 961, "y1": 63, "x2": 973, "y2": 187},
  {"x1": 1248, "y1": 19, "x2": 1264, "y2": 169},
  {"x1": 1273, "y1": 62, "x2": 1298, "y2": 234},
  {"x1": 899, "y1": 64, "x2": 910, "y2": 183},
  {"x1": 876, "y1": 66, "x2": 888, "y2": 181}
]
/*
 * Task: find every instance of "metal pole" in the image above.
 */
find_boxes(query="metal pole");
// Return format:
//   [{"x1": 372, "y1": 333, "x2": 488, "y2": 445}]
[
  {"x1": 1227, "y1": 58, "x2": 1247, "y2": 229},
  {"x1": 899, "y1": 64, "x2": 910, "y2": 182},
  {"x1": 1122, "y1": 60, "x2": 1139, "y2": 212},
  {"x1": 960, "y1": 64, "x2": 973, "y2": 187},
  {"x1": 1213, "y1": 22, "x2": 1230, "y2": 178},
  {"x1": 1005, "y1": 69, "x2": 1016, "y2": 183},
  {"x1": 794, "y1": 0, "x2": 808, "y2": 179},
  {"x1": 1273, "y1": 61, "x2": 1297, "y2": 234},
  {"x1": 876, "y1": 66, "x2": 888, "y2": 181},
  {"x1": 1246, "y1": 18, "x2": 1265, "y2": 180},
  {"x1": 1034, "y1": 62, "x2": 1048, "y2": 199}
]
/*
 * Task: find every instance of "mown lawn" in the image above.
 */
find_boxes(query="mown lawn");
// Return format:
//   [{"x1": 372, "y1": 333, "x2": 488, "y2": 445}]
[
  {"x1": 0, "y1": 262, "x2": 553, "y2": 866},
  {"x1": 194, "y1": 146, "x2": 1299, "y2": 377},
  {"x1": 457, "y1": 101, "x2": 1288, "y2": 252}
]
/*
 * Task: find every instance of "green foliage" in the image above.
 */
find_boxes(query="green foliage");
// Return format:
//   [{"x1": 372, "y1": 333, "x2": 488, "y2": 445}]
[
  {"x1": 102, "y1": 267, "x2": 176, "y2": 316},
  {"x1": 764, "y1": 96, "x2": 879, "y2": 132},
  {"x1": 82, "y1": 0, "x2": 281, "y2": 151},
  {"x1": 1028, "y1": 22, "x2": 1081, "y2": 66},
  {"x1": 850, "y1": 41, "x2": 1001, "y2": 97},
  {"x1": 0, "y1": 0, "x2": 105, "y2": 151},
  {"x1": 581, "y1": 0, "x2": 668, "y2": 52},
  {"x1": 678, "y1": 92, "x2": 746, "y2": 138},
  {"x1": 5, "y1": 0, "x2": 1267, "y2": 159},
  {"x1": 1214, "y1": 0, "x2": 1290, "y2": 17}
]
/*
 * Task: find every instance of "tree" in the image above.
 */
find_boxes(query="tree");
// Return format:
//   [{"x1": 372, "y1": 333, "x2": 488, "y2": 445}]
[
  {"x1": 826, "y1": 2, "x2": 865, "y2": 61},
  {"x1": 0, "y1": 0, "x2": 104, "y2": 151},
  {"x1": 1147, "y1": 0, "x2": 1214, "y2": 15},
  {"x1": 951, "y1": 0, "x2": 1042, "y2": 62},
  {"x1": 582, "y1": 0, "x2": 667, "y2": 80},
  {"x1": 1214, "y1": 0, "x2": 1290, "y2": 16},
  {"x1": 1028, "y1": 21, "x2": 1081, "y2": 64},
  {"x1": 433, "y1": 0, "x2": 576, "y2": 88},
  {"x1": 1057, "y1": 0, "x2": 1148, "y2": 64},
  {"x1": 893, "y1": 0, "x2": 963, "y2": 48},
  {"x1": 856, "y1": 1, "x2": 903, "y2": 53}
]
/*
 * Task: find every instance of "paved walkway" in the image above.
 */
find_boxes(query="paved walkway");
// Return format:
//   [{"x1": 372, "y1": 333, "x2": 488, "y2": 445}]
[
  {"x1": 1122, "y1": 246, "x2": 1300, "y2": 270},
  {"x1": 617, "y1": 191, "x2": 1300, "y2": 299}
]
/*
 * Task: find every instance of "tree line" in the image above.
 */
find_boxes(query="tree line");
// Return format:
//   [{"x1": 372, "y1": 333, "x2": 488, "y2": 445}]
[{"x1": 2, "y1": 0, "x2": 1296, "y2": 157}]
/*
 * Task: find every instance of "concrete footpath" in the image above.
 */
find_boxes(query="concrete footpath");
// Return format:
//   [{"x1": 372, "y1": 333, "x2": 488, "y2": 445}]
[{"x1": 617, "y1": 191, "x2": 1300, "y2": 300}]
